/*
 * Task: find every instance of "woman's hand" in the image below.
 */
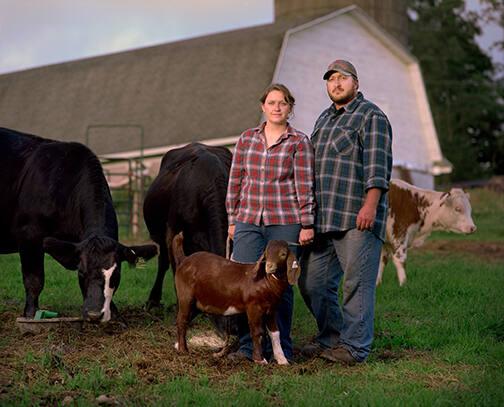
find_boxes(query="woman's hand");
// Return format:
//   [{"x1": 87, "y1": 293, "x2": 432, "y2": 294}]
[
  {"x1": 228, "y1": 224, "x2": 236, "y2": 240},
  {"x1": 299, "y1": 228, "x2": 314, "y2": 246}
]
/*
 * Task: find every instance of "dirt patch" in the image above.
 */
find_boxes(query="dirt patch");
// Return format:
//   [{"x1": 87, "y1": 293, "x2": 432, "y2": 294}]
[
  {"x1": 0, "y1": 302, "x2": 485, "y2": 403},
  {"x1": 0, "y1": 307, "x2": 304, "y2": 391},
  {"x1": 419, "y1": 240, "x2": 504, "y2": 263}
]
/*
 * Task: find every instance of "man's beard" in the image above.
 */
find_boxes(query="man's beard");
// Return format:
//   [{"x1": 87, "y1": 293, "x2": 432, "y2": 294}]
[{"x1": 328, "y1": 89, "x2": 356, "y2": 106}]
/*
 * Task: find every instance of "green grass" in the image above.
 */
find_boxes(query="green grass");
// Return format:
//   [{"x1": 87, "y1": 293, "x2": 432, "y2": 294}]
[{"x1": 1, "y1": 188, "x2": 503, "y2": 406}]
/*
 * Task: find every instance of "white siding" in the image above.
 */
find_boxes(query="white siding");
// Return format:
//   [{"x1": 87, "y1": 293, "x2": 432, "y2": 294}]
[
  {"x1": 391, "y1": 168, "x2": 434, "y2": 189},
  {"x1": 273, "y1": 11, "x2": 445, "y2": 186}
]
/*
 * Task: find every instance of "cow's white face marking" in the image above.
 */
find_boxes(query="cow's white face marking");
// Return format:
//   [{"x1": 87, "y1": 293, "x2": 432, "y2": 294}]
[
  {"x1": 439, "y1": 194, "x2": 476, "y2": 234},
  {"x1": 223, "y1": 306, "x2": 240, "y2": 316},
  {"x1": 101, "y1": 263, "x2": 116, "y2": 322}
]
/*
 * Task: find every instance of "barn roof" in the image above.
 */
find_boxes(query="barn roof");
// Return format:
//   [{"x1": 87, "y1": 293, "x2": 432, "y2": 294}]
[
  {"x1": 0, "y1": 22, "x2": 285, "y2": 155},
  {"x1": 0, "y1": 1, "x2": 407, "y2": 157}
]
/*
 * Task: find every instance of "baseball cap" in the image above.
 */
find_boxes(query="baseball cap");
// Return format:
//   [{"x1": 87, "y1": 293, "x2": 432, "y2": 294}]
[{"x1": 323, "y1": 59, "x2": 358, "y2": 80}]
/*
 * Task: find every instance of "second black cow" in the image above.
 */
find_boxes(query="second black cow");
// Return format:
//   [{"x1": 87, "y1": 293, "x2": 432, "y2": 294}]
[{"x1": 143, "y1": 142, "x2": 232, "y2": 309}]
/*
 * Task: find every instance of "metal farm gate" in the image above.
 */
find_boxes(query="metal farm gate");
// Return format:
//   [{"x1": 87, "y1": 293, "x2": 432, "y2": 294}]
[{"x1": 86, "y1": 125, "x2": 149, "y2": 240}]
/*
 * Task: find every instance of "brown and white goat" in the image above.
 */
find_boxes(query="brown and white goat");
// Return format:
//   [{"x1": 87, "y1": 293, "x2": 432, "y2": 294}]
[{"x1": 172, "y1": 232, "x2": 300, "y2": 365}]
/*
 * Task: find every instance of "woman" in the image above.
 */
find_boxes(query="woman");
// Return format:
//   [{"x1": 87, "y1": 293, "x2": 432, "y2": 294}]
[{"x1": 226, "y1": 83, "x2": 315, "y2": 362}]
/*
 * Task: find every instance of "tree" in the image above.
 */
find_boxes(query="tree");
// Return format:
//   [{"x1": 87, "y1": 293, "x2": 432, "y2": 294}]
[
  {"x1": 408, "y1": 0, "x2": 504, "y2": 181},
  {"x1": 480, "y1": 0, "x2": 504, "y2": 73}
]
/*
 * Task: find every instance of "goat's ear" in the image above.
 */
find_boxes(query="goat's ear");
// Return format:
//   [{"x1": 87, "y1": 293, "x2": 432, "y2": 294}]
[
  {"x1": 287, "y1": 251, "x2": 301, "y2": 285},
  {"x1": 251, "y1": 252, "x2": 266, "y2": 281}
]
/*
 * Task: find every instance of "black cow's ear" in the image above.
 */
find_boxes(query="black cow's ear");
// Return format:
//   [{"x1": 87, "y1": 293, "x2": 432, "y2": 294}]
[
  {"x1": 119, "y1": 244, "x2": 158, "y2": 266},
  {"x1": 43, "y1": 237, "x2": 80, "y2": 270}
]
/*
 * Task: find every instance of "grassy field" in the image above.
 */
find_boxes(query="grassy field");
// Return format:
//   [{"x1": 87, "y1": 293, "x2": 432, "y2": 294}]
[{"x1": 0, "y1": 188, "x2": 503, "y2": 406}]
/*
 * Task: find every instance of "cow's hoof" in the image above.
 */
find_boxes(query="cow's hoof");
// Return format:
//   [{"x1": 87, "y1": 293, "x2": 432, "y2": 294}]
[
  {"x1": 105, "y1": 319, "x2": 127, "y2": 329},
  {"x1": 254, "y1": 358, "x2": 268, "y2": 365},
  {"x1": 144, "y1": 300, "x2": 162, "y2": 311},
  {"x1": 24, "y1": 311, "x2": 36, "y2": 319}
]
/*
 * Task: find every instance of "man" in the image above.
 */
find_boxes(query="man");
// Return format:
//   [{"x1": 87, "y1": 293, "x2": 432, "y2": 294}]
[{"x1": 299, "y1": 59, "x2": 393, "y2": 364}]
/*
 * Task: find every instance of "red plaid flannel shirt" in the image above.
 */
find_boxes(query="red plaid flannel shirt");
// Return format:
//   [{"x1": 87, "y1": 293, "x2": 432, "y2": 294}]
[{"x1": 226, "y1": 123, "x2": 315, "y2": 227}]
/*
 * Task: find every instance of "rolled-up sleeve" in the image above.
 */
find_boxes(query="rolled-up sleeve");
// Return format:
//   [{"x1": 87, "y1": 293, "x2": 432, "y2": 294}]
[
  {"x1": 362, "y1": 112, "x2": 393, "y2": 191},
  {"x1": 293, "y1": 136, "x2": 316, "y2": 227},
  {"x1": 226, "y1": 135, "x2": 245, "y2": 224}
]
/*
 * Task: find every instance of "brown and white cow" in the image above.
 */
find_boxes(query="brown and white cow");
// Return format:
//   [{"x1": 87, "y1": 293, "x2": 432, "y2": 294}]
[{"x1": 377, "y1": 179, "x2": 477, "y2": 286}]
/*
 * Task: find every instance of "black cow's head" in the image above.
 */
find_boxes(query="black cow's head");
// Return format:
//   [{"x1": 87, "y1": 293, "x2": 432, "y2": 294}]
[{"x1": 43, "y1": 235, "x2": 157, "y2": 322}]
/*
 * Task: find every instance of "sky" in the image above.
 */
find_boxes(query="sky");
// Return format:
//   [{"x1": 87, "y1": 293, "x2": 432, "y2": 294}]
[
  {"x1": 465, "y1": 0, "x2": 503, "y2": 68},
  {"x1": 0, "y1": 0, "x2": 501, "y2": 75},
  {"x1": 0, "y1": 0, "x2": 273, "y2": 74}
]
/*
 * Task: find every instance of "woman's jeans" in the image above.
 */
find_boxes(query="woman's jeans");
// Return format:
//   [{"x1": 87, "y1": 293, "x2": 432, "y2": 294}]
[
  {"x1": 232, "y1": 221, "x2": 301, "y2": 361},
  {"x1": 299, "y1": 229, "x2": 382, "y2": 362}
]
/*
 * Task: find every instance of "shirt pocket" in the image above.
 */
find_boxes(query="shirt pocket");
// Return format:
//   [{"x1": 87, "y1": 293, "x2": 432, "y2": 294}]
[
  {"x1": 330, "y1": 127, "x2": 359, "y2": 156},
  {"x1": 267, "y1": 143, "x2": 294, "y2": 181}
]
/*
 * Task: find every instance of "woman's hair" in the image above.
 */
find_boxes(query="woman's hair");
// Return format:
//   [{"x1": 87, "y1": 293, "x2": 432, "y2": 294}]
[{"x1": 259, "y1": 83, "x2": 295, "y2": 109}]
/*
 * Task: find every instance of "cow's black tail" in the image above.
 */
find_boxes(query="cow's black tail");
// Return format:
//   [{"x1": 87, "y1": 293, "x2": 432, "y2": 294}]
[{"x1": 171, "y1": 232, "x2": 186, "y2": 268}]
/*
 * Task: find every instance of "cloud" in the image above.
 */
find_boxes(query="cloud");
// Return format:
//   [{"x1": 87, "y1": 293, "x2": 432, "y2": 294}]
[
  {"x1": 92, "y1": 30, "x2": 149, "y2": 55},
  {"x1": 0, "y1": 0, "x2": 273, "y2": 74}
]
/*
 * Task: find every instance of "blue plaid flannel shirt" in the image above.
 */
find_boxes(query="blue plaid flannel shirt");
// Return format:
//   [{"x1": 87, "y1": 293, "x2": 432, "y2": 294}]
[{"x1": 311, "y1": 92, "x2": 393, "y2": 241}]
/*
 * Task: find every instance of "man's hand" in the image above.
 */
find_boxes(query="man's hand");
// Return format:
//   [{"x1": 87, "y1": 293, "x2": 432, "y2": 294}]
[
  {"x1": 356, "y1": 188, "x2": 382, "y2": 231},
  {"x1": 299, "y1": 228, "x2": 315, "y2": 245},
  {"x1": 356, "y1": 205, "x2": 377, "y2": 231}
]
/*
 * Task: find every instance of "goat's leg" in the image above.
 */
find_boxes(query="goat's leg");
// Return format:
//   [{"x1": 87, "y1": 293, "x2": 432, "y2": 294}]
[
  {"x1": 265, "y1": 312, "x2": 288, "y2": 365},
  {"x1": 246, "y1": 308, "x2": 267, "y2": 364},
  {"x1": 176, "y1": 299, "x2": 192, "y2": 353}
]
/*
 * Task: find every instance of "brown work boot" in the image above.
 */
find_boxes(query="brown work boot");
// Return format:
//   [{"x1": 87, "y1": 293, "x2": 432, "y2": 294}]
[
  {"x1": 300, "y1": 340, "x2": 325, "y2": 359},
  {"x1": 320, "y1": 346, "x2": 359, "y2": 365}
]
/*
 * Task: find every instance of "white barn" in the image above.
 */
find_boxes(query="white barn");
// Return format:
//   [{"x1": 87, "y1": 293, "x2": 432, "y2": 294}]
[
  {"x1": 273, "y1": 6, "x2": 451, "y2": 188},
  {"x1": 0, "y1": 1, "x2": 450, "y2": 189}
]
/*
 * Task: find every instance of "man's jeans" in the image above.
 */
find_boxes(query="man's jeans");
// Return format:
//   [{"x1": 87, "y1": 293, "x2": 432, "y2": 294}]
[
  {"x1": 232, "y1": 221, "x2": 301, "y2": 361},
  {"x1": 299, "y1": 229, "x2": 382, "y2": 362}
]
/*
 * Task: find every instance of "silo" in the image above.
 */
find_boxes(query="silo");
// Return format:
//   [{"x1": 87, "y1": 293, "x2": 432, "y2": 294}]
[{"x1": 275, "y1": 0, "x2": 408, "y2": 45}]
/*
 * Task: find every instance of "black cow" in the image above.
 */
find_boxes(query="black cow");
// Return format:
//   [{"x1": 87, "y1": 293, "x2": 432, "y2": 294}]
[
  {"x1": 143, "y1": 142, "x2": 232, "y2": 309},
  {"x1": 0, "y1": 127, "x2": 157, "y2": 322}
]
